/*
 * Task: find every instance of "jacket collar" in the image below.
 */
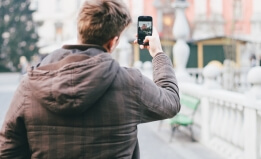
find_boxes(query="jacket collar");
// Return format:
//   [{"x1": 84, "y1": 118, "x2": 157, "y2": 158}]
[{"x1": 62, "y1": 44, "x2": 107, "y2": 52}]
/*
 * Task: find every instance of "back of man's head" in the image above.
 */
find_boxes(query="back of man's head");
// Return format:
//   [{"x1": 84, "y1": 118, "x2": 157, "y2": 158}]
[{"x1": 77, "y1": 0, "x2": 132, "y2": 46}]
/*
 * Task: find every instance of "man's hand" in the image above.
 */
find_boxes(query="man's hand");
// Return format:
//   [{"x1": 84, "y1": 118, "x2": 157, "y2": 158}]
[{"x1": 134, "y1": 27, "x2": 163, "y2": 58}]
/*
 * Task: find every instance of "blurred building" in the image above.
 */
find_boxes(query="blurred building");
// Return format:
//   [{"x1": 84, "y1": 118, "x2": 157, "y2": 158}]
[
  {"x1": 30, "y1": 0, "x2": 137, "y2": 54},
  {"x1": 130, "y1": 0, "x2": 261, "y2": 67},
  {"x1": 30, "y1": 0, "x2": 85, "y2": 54},
  {"x1": 30, "y1": 0, "x2": 261, "y2": 58},
  {"x1": 139, "y1": 0, "x2": 261, "y2": 42}
]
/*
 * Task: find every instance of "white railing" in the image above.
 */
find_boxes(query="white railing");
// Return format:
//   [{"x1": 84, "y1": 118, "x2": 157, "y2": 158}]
[
  {"x1": 257, "y1": 108, "x2": 261, "y2": 159},
  {"x1": 178, "y1": 66, "x2": 261, "y2": 159},
  {"x1": 187, "y1": 67, "x2": 251, "y2": 92},
  {"x1": 206, "y1": 90, "x2": 245, "y2": 159},
  {"x1": 187, "y1": 68, "x2": 204, "y2": 84}
]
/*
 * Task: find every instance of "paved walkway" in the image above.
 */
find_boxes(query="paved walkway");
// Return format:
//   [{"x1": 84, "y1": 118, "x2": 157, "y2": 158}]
[
  {"x1": 0, "y1": 73, "x2": 224, "y2": 159},
  {"x1": 138, "y1": 121, "x2": 224, "y2": 159},
  {"x1": 138, "y1": 123, "x2": 185, "y2": 159},
  {"x1": 0, "y1": 73, "x2": 20, "y2": 128}
]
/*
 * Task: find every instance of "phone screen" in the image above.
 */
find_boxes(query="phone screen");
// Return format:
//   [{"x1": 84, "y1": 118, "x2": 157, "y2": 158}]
[{"x1": 138, "y1": 16, "x2": 153, "y2": 45}]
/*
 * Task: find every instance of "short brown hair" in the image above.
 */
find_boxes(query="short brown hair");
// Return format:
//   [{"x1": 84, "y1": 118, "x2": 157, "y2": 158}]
[{"x1": 77, "y1": 0, "x2": 132, "y2": 46}]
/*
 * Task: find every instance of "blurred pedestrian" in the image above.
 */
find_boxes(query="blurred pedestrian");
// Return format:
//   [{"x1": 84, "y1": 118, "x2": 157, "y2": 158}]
[
  {"x1": 18, "y1": 56, "x2": 30, "y2": 81},
  {"x1": 30, "y1": 55, "x2": 41, "y2": 67},
  {"x1": 250, "y1": 53, "x2": 256, "y2": 67},
  {"x1": 259, "y1": 55, "x2": 261, "y2": 66},
  {"x1": 0, "y1": 0, "x2": 180, "y2": 158},
  {"x1": 18, "y1": 56, "x2": 29, "y2": 75}
]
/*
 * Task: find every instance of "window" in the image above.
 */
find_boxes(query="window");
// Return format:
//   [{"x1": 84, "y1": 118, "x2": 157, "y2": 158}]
[{"x1": 233, "y1": 0, "x2": 242, "y2": 20}]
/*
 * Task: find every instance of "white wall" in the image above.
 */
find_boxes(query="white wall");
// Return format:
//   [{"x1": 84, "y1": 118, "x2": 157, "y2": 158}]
[
  {"x1": 253, "y1": 0, "x2": 261, "y2": 14},
  {"x1": 194, "y1": 0, "x2": 207, "y2": 16},
  {"x1": 251, "y1": 0, "x2": 261, "y2": 40},
  {"x1": 210, "y1": 0, "x2": 223, "y2": 15}
]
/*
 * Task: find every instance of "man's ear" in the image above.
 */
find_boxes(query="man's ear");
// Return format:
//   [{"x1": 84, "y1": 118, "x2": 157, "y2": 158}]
[{"x1": 103, "y1": 36, "x2": 119, "y2": 53}]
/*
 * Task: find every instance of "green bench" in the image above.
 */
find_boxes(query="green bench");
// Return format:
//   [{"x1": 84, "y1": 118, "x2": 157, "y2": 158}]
[{"x1": 168, "y1": 94, "x2": 200, "y2": 142}]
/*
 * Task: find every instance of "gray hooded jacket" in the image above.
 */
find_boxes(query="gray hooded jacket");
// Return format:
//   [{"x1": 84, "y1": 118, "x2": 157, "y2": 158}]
[{"x1": 0, "y1": 44, "x2": 180, "y2": 159}]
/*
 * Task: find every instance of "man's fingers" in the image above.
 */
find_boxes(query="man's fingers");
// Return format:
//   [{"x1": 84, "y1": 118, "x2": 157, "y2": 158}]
[
  {"x1": 140, "y1": 45, "x2": 145, "y2": 49},
  {"x1": 143, "y1": 36, "x2": 151, "y2": 44},
  {"x1": 152, "y1": 26, "x2": 158, "y2": 36},
  {"x1": 134, "y1": 26, "x2": 162, "y2": 56}
]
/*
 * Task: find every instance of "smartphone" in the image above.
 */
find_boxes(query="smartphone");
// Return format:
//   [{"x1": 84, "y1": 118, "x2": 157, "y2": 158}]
[{"x1": 137, "y1": 16, "x2": 153, "y2": 45}]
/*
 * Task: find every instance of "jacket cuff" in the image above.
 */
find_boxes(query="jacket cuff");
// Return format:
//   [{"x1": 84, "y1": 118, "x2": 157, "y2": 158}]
[{"x1": 152, "y1": 52, "x2": 172, "y2": 69}]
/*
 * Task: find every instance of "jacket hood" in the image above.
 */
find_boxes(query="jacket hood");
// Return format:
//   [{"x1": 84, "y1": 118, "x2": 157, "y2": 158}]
[{"x1": 28, "y1": 46, "x2": 120, "y2": 115}]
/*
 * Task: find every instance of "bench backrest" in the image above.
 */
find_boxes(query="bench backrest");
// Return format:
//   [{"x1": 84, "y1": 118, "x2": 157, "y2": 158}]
[{"x1": 180, "y1": 94, "x2": 200, "y2": 113}]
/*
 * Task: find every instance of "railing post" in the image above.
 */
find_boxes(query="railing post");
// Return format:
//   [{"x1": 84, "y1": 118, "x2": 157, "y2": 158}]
[
  {"x1": 172, "y1": 0, "x2": 192, "y2": 82},
  {"x1": 243, "y1": 107, "x2": 257, "y2": 159},
  {"x1": 201, "y1": 95, "x2": 210, "y2": 144},
  {"x1": 202, "y1": 64, "x2": 221, "y2": 89},
  {"x1": 247, "y1": 66, "x2": 261, "y2": 100},
  {"x1": 201, "y1": 64, "x2": 221, "y2": 144},
  {"x1": 244, "y1": 66, "x2": 261, "y2": 159}
]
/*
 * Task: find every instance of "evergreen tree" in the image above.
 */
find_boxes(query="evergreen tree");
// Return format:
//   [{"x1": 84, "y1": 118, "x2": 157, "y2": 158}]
[{"x1": 0, "y1": 0, "x2": 39, "y2": 72}]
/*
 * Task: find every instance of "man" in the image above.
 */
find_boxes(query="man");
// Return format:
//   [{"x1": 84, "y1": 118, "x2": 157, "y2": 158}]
[
  {"x1": 0, "y1": 0, "x2": 180, "y2": 158},
  {"x1": 141, "y1": 24, "x2": 147, "y2": 30}
]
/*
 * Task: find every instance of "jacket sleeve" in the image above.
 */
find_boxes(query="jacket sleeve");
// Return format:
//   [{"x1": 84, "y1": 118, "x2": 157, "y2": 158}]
[
  {"x1": 138, "y1": 52, "x2": 181, "y2": 123},
  {"x1": 0, "y1": 80, "x2": 31, "y2": 159}
]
